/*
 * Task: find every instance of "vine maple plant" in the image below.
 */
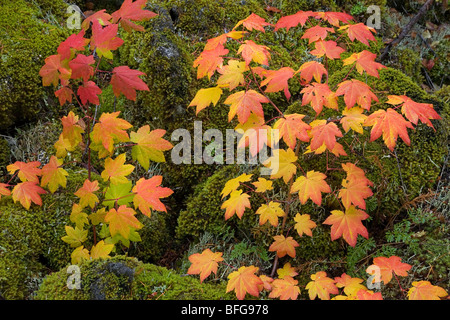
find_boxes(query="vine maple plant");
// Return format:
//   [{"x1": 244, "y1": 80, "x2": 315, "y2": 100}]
[
  {"x1": 186, "y1": 12, "x2": 447, "y2": 300},
  {"x1": 0, "y1": 0, "x2": 174, "y2": 263}
]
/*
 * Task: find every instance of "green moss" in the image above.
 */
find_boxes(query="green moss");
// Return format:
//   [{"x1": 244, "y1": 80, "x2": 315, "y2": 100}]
[
  {"x1": 0, "y1": 0, "x2": 69, "y2": 130},
  {"x1": 35, "y1": 255, "x2": 232, "y2": 300}
]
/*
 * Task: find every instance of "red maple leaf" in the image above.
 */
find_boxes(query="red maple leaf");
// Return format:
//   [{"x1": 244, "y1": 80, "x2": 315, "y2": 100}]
[
  {"x1": 315, "y1": 11, "x2": 353, "y2": 27},
  {"x1": 310, "y1": 40, "x2": 345, "y2": 60},
  {"x1": 301, "y1": 25, "x2": 335, "y2": 44},
  {"x1": 234, "y1": 13, "x2": 272, "y2": 32},
  {"x1": 69, "y1": 54, "x2": 95, "y2": 82},
  {"x1": 132, "y1": 175, "x2": 173, "y2": 216},
  {"x1": 77, "y1": 81, "x2": 102, "y2": 105},
  {"x1": 111, "y1": 0, "x2": 157, "y2": 32},
  {"x1": 57, "y1": 29, "x2": 89, "y2": 60},
  {"x1": 339, "y1": 23, "x2": 376, "y2": 46},
  {"x1": 111, "y1": 66, "x2": 150, "y2": 101},
  {"x1": 55, "y1": 86, "x2": 73, "y2": 106},
  {"x1": 336, "y1": 79, "x2": 378, "y2": 110},
  {"x1": 343, "y1": 50, "x2": 387, "y2": 78},
  {"x1": 301, "y1": 82, "x2": 338, "y2": 115},
  {"x1": 260, "y1": 67, "x2": 295, "y2": 100},
  {"x1": 90, "y1": 20, "x2": 124, "y2": 59},
  {"x1": 274, "y1": 10, "x2": 314, "y2": 31},
  {"x1": 194, "y1": 43, "x2": 229, "y2": 79},
  {"x1": 39, "y1": 54, "x2": 71, "y2": 87},
  {"x1": 297, "y1": 61, "x2": 328, "y2": 84}
]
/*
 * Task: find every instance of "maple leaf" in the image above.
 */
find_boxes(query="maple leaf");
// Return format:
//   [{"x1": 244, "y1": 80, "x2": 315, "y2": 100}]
[
  {"x1": 101, "y1": 153, "x2": 135, "y2": 185},
  {"x1": 386, "y1": 95, "x2": 441, "y2": 129},
  {"x1": 341, "y1": 162, "x2": 373, "y2": 186},
  {"x1": 221, "y1": 173, "x2": 253, "y2": 199},
  {"x1": 260, "y1": 67, "x2": 295, "y2": 100},
  {"x1": 187, "y1": 249, "x2": 224, "y2": 283},
  {"x1": 234, "y1": 113, "x2": 273, "y2": 157},
  {"x1": 256, "y1": 201, "x2": 285, "y2": 227},
  {"x1": 407, "y1": 281, "x2": 448, "y2": 300},
  {"x1": 0, "y1": 183, "x2": 11, "y2": 199},
  {"x1": 90, "y1": 21, "x2": 124, "y2": 59},
  {"x1": 273, "y1": 114, "x2": 311, "y2": 150},
  {"x1": 61, "y1": 111, "x2": 84, "y2": 148},
  {"x1": 111, "y1": 0, "x2": 157, "y2": 32},
  {"x1": 336, "y1": 79, "x2": 378, "y2": 110},
  {"x1": 343, "y1": 50, "x2": 386, "y2": 78},
  {"x1": 340, "y1": 107, "x2": 367, "y2": 134},
  {"x1": 252, "y1": 177, "x2": 273, "y2": 193},
  {"x1": 81, "y1": 9, "x2": 112, "y2": 30},
  {"x1": 309, "y1": 121, "x2": 343, "y2": 152},
  {"x1": 293, "y1": 213, "x2": 317, "y2": 237},
  {"x1": 263, "y1": 148, "x2": 298, "y2": 184},
  {"x1": 105, "y1": 205, "x2": 143, "y2": 239},
  {"x1": 296, "y1": 61, "x2": 328, "y2": 84},
  {"x1": 277, "y1": 262, "x2": 298, "y2": 279},
  {"x1": 339, "y1": 23, "x2": 376, "y2": 46},
  {"x1": 221, "y1": 189, "x2": 251, "y2": 220},
  {"x1": 89, "y1": 207, "x2": 107, "y2": 226},
  {"x1": 369, "y1": 256, "x2": 412, "y2": 284},
  {"x1": 188, "y1": 86, "x2": 223, "y2": 114},
  {"x1": 90, "y1": 111, "x2": 132, "y2": 156},
  {"x1": 363, "y1": 108, "x2": 414, "y2": 151},
  {"x1": 132, "y1": 176, "x2": 173, "y2": 216},
  {"x1": 57, "y1": 29, "x2": 90, "y2": 60},
  {"x1": 323, "y1": 206, "x2": 369, "y2": 247},
  {"x1": 290, "y1": 170, "x2": 331, "y2": 206},
  {"x1": 301, "y1": 25, "x2": 335, "y2": 44},
  {"x1": 12, "y1": 181, "x2": 46, "y2": 210},
  {"x1": 39, "y1": 54, "x2": 71, "y2": 87},
  {"x1": 40, "y1": 156, "x2": 68, "y2": 193},
  {"x1": 274, "y1": 10, "x2": 314, "y2": 31},
  {"x1": 315, "y1": 11, "x2": 353, "y2": 27},
  {"x1": 7, "y1": 161, "x2": 42, "y2": 183},
  {"x1": 74, "y1": 179, "x2": 100, "y2": 209},
  {"x1": 77, "y1": 80, "x2": 102, "y2": 105},
  {"x1": 90, "y1": 240, "x2": 114, "y2": 260},
  {"x1": 225, "y1": 89, "x2": 268, "y2": 124},
  {"x1": 61, "y1": 225, "x2": 88, "y2": 247},
  {"x1": 259, "y1": 275, "x2": 274, "y2": 291},
  {"x1": 194, "y1": 43, "x2": 229, "y2": 80},
  {"x1": 110, "y1": 66, "x2": 150, "y2": 101},
  {"x1": 226, "y1": 266, "x2": 263, "y2": 300},
  {"x1": 269, "y1": 235, "x2": 299, "y2": 258},
  {"x1": 55, "y1": 86, "x2": 74, "y2": 106},
  {"x1": 269, "y1": 276, "x2": 301, "y2": 300},
  {"x1": 103, "y1": 181, "x2": 133, "y2": 209},
  {"x1": 71, "y1": 245, "x2": 90, "y2": 265},
  {"x1": 334, "y1": 273, "x2": 366, "y2": 297},
  {"x1": 217, "y1": 60, "x2": 248, "y2": 91},
  {"x1": 301, "y1": 82, "x2": 338, "y2": 115},
  {"x1": 69, "y1": 54, "x2": 95, "y2": 82},
  {"x1": 310, "y1": 40, "x2": 345, "y2": 60},
  {"x1": 338, "y1": 178, "x2": 373, "y2": 210},
  {"x1": 237, "y1": 40, "x2": 271, "y2": 66},
  {"x1": 130, "y1": 125, "x2": 173, "y2": 170},
  {"x1": 70, "y1": 203, "x2": 89, "y2": 228},
  {"x1": 234, "y1": 13, "x2": 272, "y2": 32},
  {"x1": 306, "y1": 271, "x2": 339, "y2": 300},
  {"x1": 356, "y1": 289, "x2": 383, "y2": 300}
]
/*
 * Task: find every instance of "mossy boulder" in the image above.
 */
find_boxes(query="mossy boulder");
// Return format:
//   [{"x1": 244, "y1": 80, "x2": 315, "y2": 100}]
[
  {"x1": 35, "y1": 255, "x2": 233, "y2": 300},
  {"x1": 0, "y1": 0, "x2": 70, "y2": 131}
]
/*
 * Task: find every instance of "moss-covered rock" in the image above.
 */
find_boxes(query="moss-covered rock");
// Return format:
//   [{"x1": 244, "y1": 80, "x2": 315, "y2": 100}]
[
  {"x1": 0, "y1": 0, "x2": 70, "y2": 131},
  {"x1": 35, "y1": 255, "x2": 233, "y2": 300}
]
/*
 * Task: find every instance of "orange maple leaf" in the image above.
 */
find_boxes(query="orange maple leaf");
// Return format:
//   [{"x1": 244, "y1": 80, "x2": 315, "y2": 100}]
[
  {"x1": 255, "y1": 201, "x2": 285, "y2": 227},
  {"x1": 364, "y1": 108, "x2": 414, "y2": 151},
  {"x1": 341, "y1": 162, "x2": 373, "y2": 186},
  {"x1": 260, "y1": 67, "x2": 295, "y2": 100},
  {"x1": 237, "y1": 40, "x2": 271, "y2": 66},
  {"x1": 74, "y1": 179, "x2": 100, "y2": 209},
  {"x1": 105, "y1": 205, "x2": 143, "y2": 239},
  {"x1": 323, "y1": 205, "x2": 369, "y2": 247},
  {"x1": 7, "y1": 161, "x2": 42, "y2": 183},
  {"x1": 194, "y1": 43, "x2": 229, "y2": 80},
  {"x1": 315, "y1": 11, "x2": 353, "y2": 27},
  {"x1": 290, "y1": 170, "x2": 331, "y2": 206},
  {"x1": 369, "y1": 256, "x2": 412, "y2": 284},
  {"x1": 217, "y1": 60, "x2": 248, "y2": 90},
  {"x1": 386, "y1": 95, "x2": 441, "y2": 129},
  {"x1": 407, "y1": 281, "x2": 448, "y2": 300},
  {"x1": 0, "y1": 183, "x2": 11, "y2": 199},
  {"x1": 334, "y1": 273, "x2": 366, "y2": 297},
  {"x1": 11, "y1": 181, "x2": 46, "y2": 210},
  {"x1": 296, "y1": 61, "x2": 328, "y2": 84},
  {"x1": 233, "y1": 13, "x2": 272, "y2": 32},
  {"x1": 221, "y1": 189, "x2": 251, "y2": 220},
  {"x1": 301, "y1": 83, "x2": 338, "y2": 115},
  {"x1": 90, "y1": 20, "x2": 124, "y2": 59},
  {"x1": 336, "y1": 79, "x2": 378, "y2": 110},
  {"x1": 343, "y1": 50, "x2": 386, "y2": 78},
  {"x1": 273, "y1": 113, "x2": 311, "y2": 150},
  {"x1": 293, "y1": 213, "x2": 317, "y2": 237},
  {"x1": 356, "y1": 289, "x2": 383, "y2": 300},
  {"x1": 187, "y1": 249, "x2": 224, "y2": 283},
  {"x1": 225, "y1": 89, "x2": 269, "y2": 124},
  {"x1": 269, "y1": 276, "x2": 301, "y2": 300},
  {"x1": 111, "y1": 0, "x2": 157, "y2": 32},
  {"x1": 39, "y1": 54, "x2": 71, "y2": 87},
  {"x1": 274, "y1": 10, "x2": 314, "y2": 31},
  {"x1": 301, "y1": 25, "x2": 335, "y2": 44},
  {"x1": 101, "y1": 153, "x2": 135, "y2": 185},
  {"x1": 338, "y1": 178, "x2": 373, "y2": 210},
  {"x1": 339, "y1": 23, "x2": 376, "y2": 46},
  {"x1": 132, "y1": 175, "x2": 173, "y2": 216},
  {"x1": 269, "y1": 235, "x2": 299, "y2": 258},
  {"x1": 40, "y1": 156, "x2": 68, "y2": 194},
  {"x1": 310, "y1": 40, "x2": 345, "y2": 60},
  {"x1": 309, "y1": 121, "x2": 343, "y2": 152},
  {"x1": 306, "y1": 271, "x2": 339, "y2": 300},
  {"x1": 226, "y1": 266, "x2": 263, "y2": 300}
]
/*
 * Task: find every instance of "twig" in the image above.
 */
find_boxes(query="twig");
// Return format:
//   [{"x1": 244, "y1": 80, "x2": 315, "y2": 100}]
[{"x1": 379, "y1": 0, "x2": 434, "y2": 61}]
